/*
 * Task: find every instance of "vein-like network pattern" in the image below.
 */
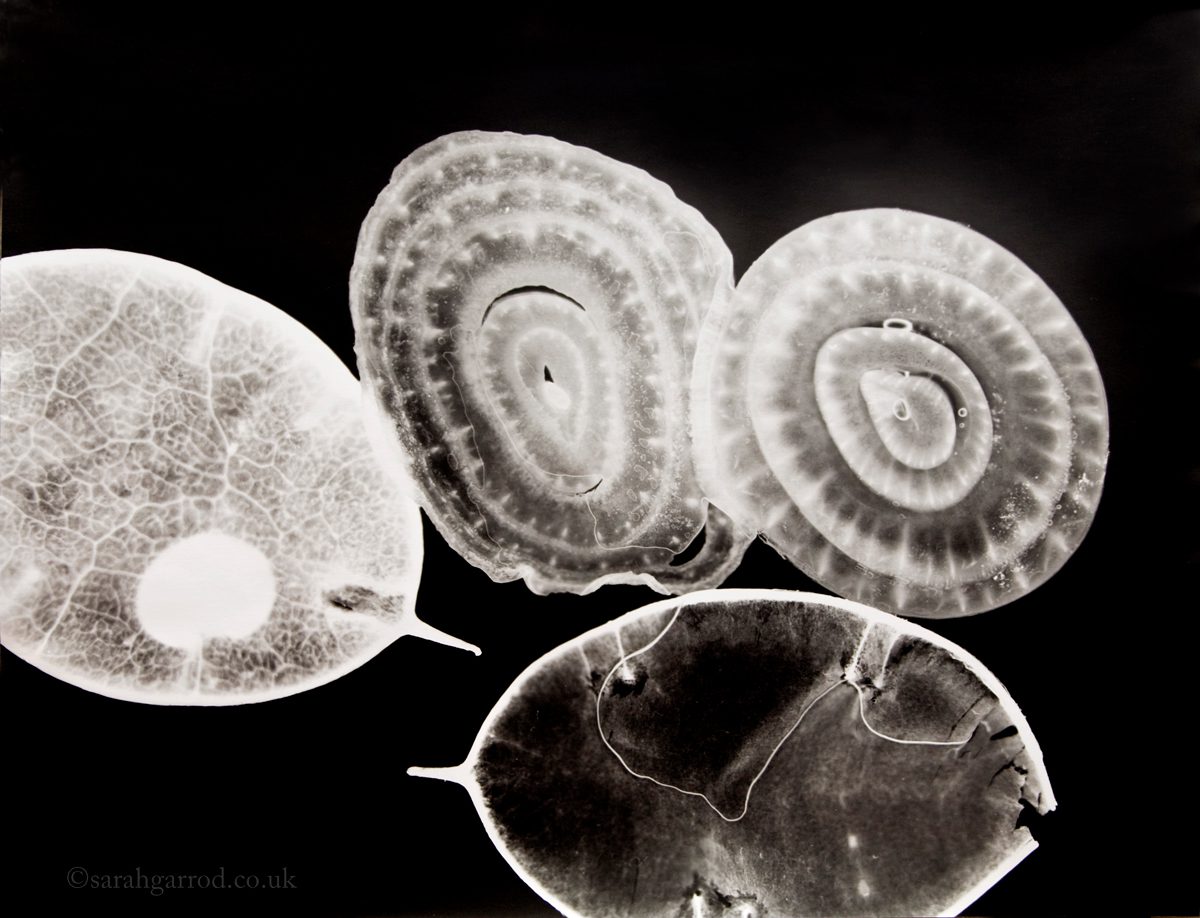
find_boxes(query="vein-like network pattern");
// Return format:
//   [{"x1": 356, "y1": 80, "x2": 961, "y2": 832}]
[{"x1": 0, "y1": 250, "x2": 473, "y2": 705}]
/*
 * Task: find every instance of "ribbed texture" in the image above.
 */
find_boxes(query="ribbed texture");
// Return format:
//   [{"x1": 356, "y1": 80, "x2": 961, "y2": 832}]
[
  {"x1": 692, "y1": 209, "x2": 1109, "y2": 617},
  {"x1": 351, "y1": 131, "x2": 750, "y2": 595}
]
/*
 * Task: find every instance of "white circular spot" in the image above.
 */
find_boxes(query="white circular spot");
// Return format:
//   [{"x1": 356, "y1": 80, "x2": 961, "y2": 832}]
[{"x1": 135, "y1": 531, "x2": 276, "y2": 648}]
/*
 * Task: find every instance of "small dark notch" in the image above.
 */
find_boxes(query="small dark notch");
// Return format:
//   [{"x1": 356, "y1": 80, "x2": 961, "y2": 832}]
[
  {"x1": 322, "y1": 586, "x2": 402, "y2": 623},
  {"x1": 682, "y1": 874, "x2": 736, "y2": 910},
  {"x1": 848, "y1": 673, "x2": 876, "y2": 692},
  {"x1": 575, "y1": 478, "x2": 602, "y2": 496},
  {"x1": 544, "y1": 365, "x2": 553, "y2": 382},
  {"x1": 990, "y1": 724, "x2": 1019, "y2": 741},
  {"x1": 587, "y1": 669, "x2": 607, "y2": 696},
  {"x1": 1014, "y1": 797, "x2": 1046, "y2": 832},
  {"x1": 481, "y1": 285, "x2": 586, "y2": 325},
  {"x1": 668, "y1": 525, "x2": 707, "y2": 567},
  {"x1": 323, "y1": 585, "x2": 375, "y2": 613}
]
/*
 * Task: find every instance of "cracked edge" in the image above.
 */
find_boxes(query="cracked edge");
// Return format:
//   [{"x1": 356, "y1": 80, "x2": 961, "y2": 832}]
[{"x1": 424, "y1": 588, "x2": 1054, "y2": 918}]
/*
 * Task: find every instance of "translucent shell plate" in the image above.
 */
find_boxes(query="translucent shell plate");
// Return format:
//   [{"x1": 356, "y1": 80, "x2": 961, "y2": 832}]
[
  {"x1": 351, "y1": 131, "x2": 752, "y2": 596},
  {"x1": 692, "y1": 209, "x2": 1109, "y2": 617}
]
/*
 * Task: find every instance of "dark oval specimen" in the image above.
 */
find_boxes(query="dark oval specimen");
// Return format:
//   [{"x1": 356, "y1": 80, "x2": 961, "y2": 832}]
[{"x1": 410, "y1": 590, "x2": 1053, "y2": 917}]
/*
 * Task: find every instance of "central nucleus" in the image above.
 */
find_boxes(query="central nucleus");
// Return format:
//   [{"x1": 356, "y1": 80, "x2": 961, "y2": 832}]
[
  {"x1": 858, "y1": 368, "x2": 957, "y2": 470},
  {"x1": 478, "y1": 287, "x2": 608, "y2": 480},
  {"x1": 811, "y1": 322, "x2": 993, "y2": 513}
]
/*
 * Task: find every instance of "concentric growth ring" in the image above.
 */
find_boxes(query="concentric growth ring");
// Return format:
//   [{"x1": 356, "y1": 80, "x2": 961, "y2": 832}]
[
  {"x1": 352, "y1": 131, "x2": 750, "y2": 594},
  {"x1": 692, "y1": 209, "x2": 1109, "y2": 617}
]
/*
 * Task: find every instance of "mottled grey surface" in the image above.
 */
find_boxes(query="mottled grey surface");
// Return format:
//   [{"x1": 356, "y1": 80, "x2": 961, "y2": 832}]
[{"x1": 455, "y1": 592, "x2": 1049, "y2": 916}]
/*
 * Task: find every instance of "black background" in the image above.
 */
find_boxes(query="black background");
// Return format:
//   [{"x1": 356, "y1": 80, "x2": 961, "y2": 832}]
[{"x1": 2, "y1": 5, "x2": 1197, "y2": 916}]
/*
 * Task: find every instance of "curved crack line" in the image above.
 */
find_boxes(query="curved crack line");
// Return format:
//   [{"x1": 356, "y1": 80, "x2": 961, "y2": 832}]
[
  {"x1": 596, "y1": 610, "x2": 973, "y2": 822},
  {"x1": 437, "y1": 326, "x2": 702, "y2": 560},
  {"x1": 848, "y1": 681, "x2": 975, "y2": 747},
  {"x1": 595, "y1": 606, "x2": 839, "y2": 823},
  {"x1": 447, "y1": 345, "x2": 692, "y2": 558}
]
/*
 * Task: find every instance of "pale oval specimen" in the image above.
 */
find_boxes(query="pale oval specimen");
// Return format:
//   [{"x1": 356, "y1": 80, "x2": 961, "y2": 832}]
[
  {"x1": 0, "y1": 250, "x2": 476, "y2": 705},
  {"x1": 351, "y1": 131, "x2": 751, "y2": 595},
  {"x1": 692, "y1": 209, "x2": 1109, "y2": 617},
  {"x1": 409, "y1": 589, "x2": 1054, "y2": 918}
]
